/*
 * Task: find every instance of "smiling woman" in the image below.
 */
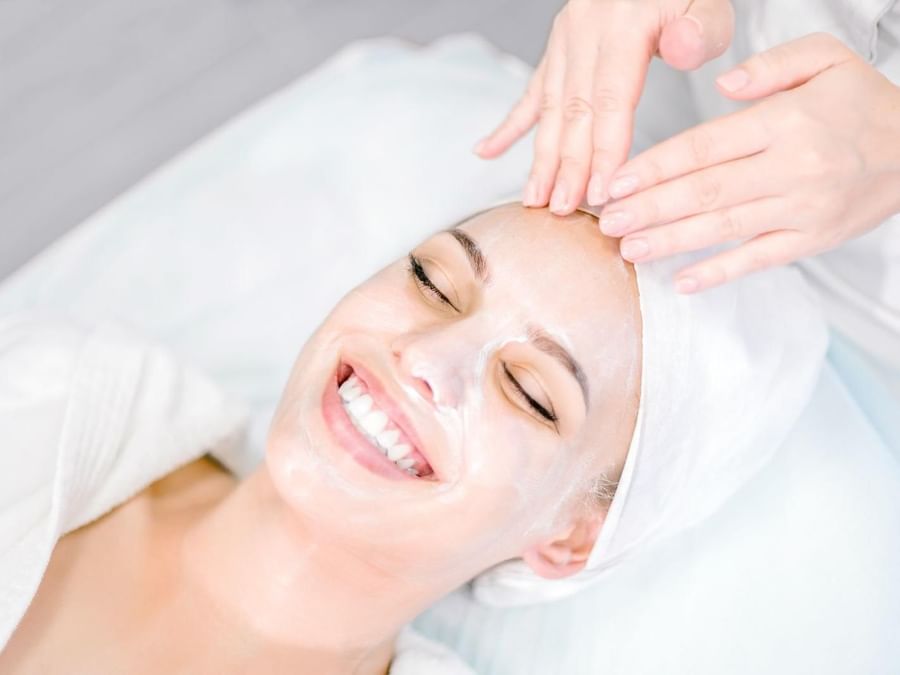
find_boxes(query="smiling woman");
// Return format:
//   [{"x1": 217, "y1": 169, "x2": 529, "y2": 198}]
[
  {"x1": 2, "y1": 191, "x2": 832, "y2": 675},
  {"x1": 267, "y1": 202, "x2": 642, "y2": 582},
  {"x1": 0, "y1": 203, "x2": 643, "y2": 675}
]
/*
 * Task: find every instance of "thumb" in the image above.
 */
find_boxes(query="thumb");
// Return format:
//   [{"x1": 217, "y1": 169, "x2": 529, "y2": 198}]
[
  {"x1": 659, "y1": 0, "x2": 735, "y2": 71},
  {"x1": 715, "y1": 32, "x2": 855, "y2": 100}
]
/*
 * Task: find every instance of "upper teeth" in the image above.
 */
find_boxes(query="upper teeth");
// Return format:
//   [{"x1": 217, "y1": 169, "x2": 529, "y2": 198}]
[{"x1": 339, "y1": 374, "x2": 417, "y2": 474}]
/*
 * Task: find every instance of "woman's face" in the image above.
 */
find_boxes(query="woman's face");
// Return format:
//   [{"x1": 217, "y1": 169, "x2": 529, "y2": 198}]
[{"x1": 266, "y1": 204, "x2": 641, "y2": 586}]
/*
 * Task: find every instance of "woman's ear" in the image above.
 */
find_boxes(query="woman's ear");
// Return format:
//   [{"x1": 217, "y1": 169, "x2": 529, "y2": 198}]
[{"x1": 521, "y1": 511, "x2": 606, "y2": 580}]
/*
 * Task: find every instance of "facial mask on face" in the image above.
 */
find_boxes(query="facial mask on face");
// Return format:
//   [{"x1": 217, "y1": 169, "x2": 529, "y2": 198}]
[{"x1": 265, "y1": 205, "x2": 642, "y2": 587}]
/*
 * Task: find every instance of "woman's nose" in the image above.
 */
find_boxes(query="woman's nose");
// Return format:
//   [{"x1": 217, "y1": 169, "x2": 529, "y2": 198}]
[{"x1": 390, "y1": 329, "x2": 475, "y2": 409}]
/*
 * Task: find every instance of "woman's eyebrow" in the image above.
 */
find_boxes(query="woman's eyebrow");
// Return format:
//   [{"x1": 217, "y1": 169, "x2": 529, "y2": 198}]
[
  {"x1": 528, "y1": 326, "x2": 590, "y2": 410},
  {"x1": 443, "y1": 229, "x2": 589, "y2": 409},
  {"x1": 446, "y1": 228, "x2": 487, "y2": 280}
]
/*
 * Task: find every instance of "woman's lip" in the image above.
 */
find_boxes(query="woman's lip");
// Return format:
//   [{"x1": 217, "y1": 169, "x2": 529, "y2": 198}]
[
  {"x1": 321, "y1": 373, "x2": 423, "y2": 482},
  {"x1": 341, "y1": 358, "x2": 437, "y2": 478}
]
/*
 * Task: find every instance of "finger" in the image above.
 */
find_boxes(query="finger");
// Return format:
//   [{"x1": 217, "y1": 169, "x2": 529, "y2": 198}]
[
  {"x1": 659, "y1": 0, "x2": 735, "y2": 71},
  {"x1": 600, "y1": 152, "x2": 774, "y2": 237},
  {"x1": 475, "y1": 57, "x2": 547, "y2": 159},
  {"x1": 607, "y1": 107, "x2": 770, "y2": 200},
  {"x1": 586, "y1": 34, "x2": 653, "y2": 205},
  {"x1": 673, "y1": 229, "x2": 807, "y2": 293},
  {"x1": 715, "y1": 31, "x2": 855, "y2": 100},
  {"x1": 618, "y1": 197, "x2": 784, "y2": 263},
  {"x1": 523, "y1": 27, "x2": 567, "y2": 207},
  {"x1": 550, "y1": 33, "x2": 600, "y2": 214}
]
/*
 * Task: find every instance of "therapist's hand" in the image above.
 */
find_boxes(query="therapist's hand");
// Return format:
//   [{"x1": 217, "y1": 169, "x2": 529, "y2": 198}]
[
  {"x1": 603, "y1": 32, "x2": 900, "y2": 293},
  {"x1": 472, "y1": 0, "x2": 735, "y2": 213}
]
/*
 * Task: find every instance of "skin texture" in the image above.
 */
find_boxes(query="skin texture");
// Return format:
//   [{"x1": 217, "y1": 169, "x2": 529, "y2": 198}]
[
  {"x1": 605, "y1": 32, "x2": 900, "y2": 293},
  {"x1": 1, "y1": 205, "x2": 641, "y2": 675},
  {"x1": 474, "y1": 0, "x2": 736, "y2": 210}
]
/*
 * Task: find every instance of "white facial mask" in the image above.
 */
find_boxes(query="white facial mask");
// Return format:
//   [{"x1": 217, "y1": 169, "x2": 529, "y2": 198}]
[{"x1": 265, "y1": 204, "x2": 641, "y2": 583}]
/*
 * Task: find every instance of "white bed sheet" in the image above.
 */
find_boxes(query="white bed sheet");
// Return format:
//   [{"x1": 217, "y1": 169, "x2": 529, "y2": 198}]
[{"x1": 1, "y1": 34, "x2": 898, "y2": 674}]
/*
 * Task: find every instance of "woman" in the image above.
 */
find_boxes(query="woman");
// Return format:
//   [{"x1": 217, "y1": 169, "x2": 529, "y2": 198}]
[
  {"x1": 0, "y1": 201, "x2": 824, "y2": 673},
  {"x1": 0, "y1": 204, "x2": 642, "y2": 673}
]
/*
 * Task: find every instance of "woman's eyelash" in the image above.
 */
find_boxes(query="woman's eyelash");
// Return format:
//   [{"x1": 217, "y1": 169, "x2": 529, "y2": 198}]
[
  {"x1": 407, "y1": 254, "x2": 458, "y2": 310},
  {"x1": 406, "y1": 256, "x2": 557, "y2": 428},
  {"x1": 503, "y1": 364, "x2": 558, "y2": 425}
]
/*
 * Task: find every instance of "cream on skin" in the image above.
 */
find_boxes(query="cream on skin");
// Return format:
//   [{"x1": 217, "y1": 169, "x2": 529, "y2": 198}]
[{"x1": 9, "y1": 205, "x2": 641, "y2": 674}]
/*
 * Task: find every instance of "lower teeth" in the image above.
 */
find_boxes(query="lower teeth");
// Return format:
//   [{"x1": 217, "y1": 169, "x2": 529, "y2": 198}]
[{"x1": 344, "y1": 404, "x2": 419, "y2": 476}]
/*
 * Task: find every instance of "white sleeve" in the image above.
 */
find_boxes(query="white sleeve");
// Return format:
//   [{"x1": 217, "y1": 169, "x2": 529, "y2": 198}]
[
  {"x1": 0, "y1": 314, "x2": 86, "y2": 552},
  {"x1": 702, "y1": 2, "x2": 900, "y2": 384},
  {"x1": 793, "y1": 2, "x2": 900, "y2": 381}
]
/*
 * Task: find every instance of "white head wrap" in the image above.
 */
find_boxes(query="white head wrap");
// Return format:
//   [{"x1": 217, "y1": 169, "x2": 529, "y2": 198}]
[{"x1": 473, "y1": 204, "x2": 829, "y2": 605}]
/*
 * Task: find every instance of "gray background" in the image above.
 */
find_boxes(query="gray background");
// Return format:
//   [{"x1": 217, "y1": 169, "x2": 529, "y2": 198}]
[{"x1": 0, "y1": 0, "x2": 561, "y2": 281}]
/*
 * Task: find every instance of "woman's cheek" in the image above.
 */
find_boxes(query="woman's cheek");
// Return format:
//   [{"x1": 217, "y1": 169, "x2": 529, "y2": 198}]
[{"x1": 465, "y1": 402, "x2": 564, "y2": 522}]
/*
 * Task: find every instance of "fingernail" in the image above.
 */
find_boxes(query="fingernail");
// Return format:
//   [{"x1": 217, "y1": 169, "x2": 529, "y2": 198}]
[
  {"x1": 620, "y1": 238, "x2": 649, "y2": 261},
  {"x1": 675, "y1": 276, "x2": 699, "y2": 294},
  {"x1": 550, "y1": 182, "x2": 569, "y2": 213},
  {"x1": 608, "y1": 174, "x2": 639, "y2": 199},
  {"x1": 473, "y1": 138, "x2": 487, "y2": 155},
  {"x1": 586, "y1": 175, "x2": 606, "y2": 205},
  {"x1": 716, "y1": 68, "x2": 750, "y2": 93},
  {"x1": 523, "y1": 177, "x2": 540, "y2": 206},
  {"x1": 599, "y1": 210, "x2": 634, "y2": 235}
]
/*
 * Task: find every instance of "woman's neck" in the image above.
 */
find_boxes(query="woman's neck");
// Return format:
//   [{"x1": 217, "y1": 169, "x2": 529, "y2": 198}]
[{"x1": 149, "y1": 465, "x2": 434, "y2": 675}]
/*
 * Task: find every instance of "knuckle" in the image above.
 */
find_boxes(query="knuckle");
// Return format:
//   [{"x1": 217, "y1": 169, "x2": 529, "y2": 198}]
[
  {"x1": 641, "y1": 157, "x2": 665, "y2": 185},
  {"x1": 687, "y1": 128, "x2": 714, "y2": 166},
  {"x1": 718, "y1": 209, "x2": 743, "y2": 240},
  {"x1": 691, "y1": 174, "x2": 722, "y2": 208},
  {"x1": 780, "y1": 106, "x2": 810, "y2": 131},
  {"x1": 592, "y1": 88, "x2": 625, "y2": 114},
  {"x1": 539, "y1": 93, "x2": 559, "y2": 117},
  {"x1": 591, "y1": 148, "x2": 615, "y2": 174},
  {"x1": 559, "y1": 151, "x2": 589, "y2": 170},
  {"x1": 796, "y1": 137, "x2": 853, "y2": 178},
  {"x1": 757, "y1": 45, "x2": 792, "y2": 74},
  {"x1": 563, "y1": 95, "x2": 594, "y2": 122}
]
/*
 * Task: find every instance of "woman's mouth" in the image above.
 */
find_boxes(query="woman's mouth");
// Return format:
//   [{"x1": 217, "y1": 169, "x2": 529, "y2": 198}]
[{"x1": 322, "y1": 362, "x2": 436, "y2": 481}]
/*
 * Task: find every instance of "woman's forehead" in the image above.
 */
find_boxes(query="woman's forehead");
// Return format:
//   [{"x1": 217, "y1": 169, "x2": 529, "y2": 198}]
[
  {"x1": 461, "y1": 205, "x2": 627, "y2": 282},
  {"x1": 457, "y1": 205, "x2": 641, "y2": 381}
]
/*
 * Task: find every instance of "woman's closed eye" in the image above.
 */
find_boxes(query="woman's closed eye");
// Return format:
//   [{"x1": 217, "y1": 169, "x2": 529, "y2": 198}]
[
  {"x1": 503, "y1": 363, "x2": 559, "y2": 431},
  {"x1": 407, "y1": 254, "x2": 460, "y2": 312},
  {"x1": 407, "y1": 248, "x2": 561, "y2": 432}
]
